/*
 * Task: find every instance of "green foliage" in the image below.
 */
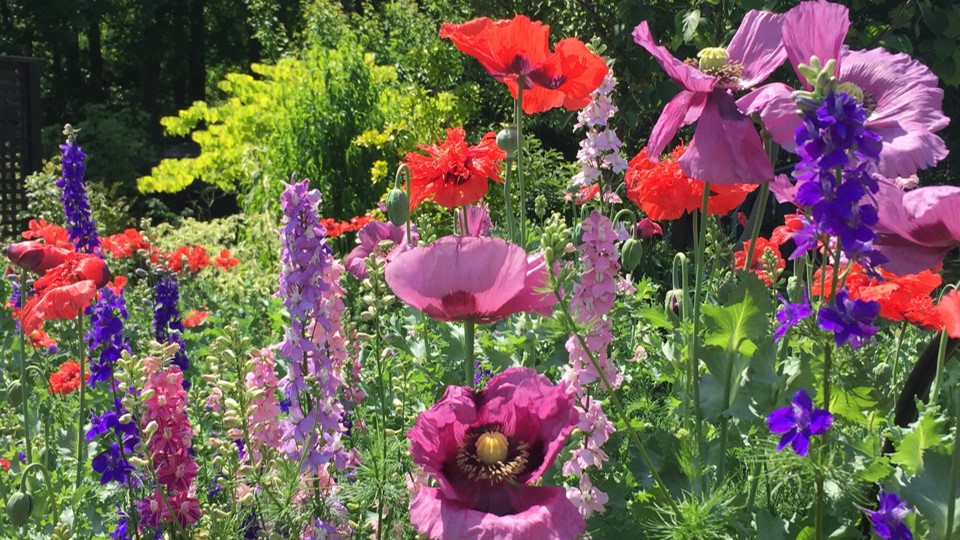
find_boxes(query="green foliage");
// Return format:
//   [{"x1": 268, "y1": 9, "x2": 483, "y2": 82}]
[{"x1": 891, "y1": 406, "x2": 946, "y2": 475}]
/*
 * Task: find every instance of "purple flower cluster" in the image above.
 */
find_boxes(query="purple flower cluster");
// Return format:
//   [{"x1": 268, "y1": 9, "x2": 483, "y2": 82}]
[
  {"x1": 791, "y1": 91, "x2": 884, "y2": 267},
  {"x1": 277, "y1": 179, "x2": 348, "y2": 474},
  {"x1": 856, "y1": 489, "x2": 914, "y2": 540},
  {"x1": 57, "y1": 133, "x2": 101, "y2": 254},
  {"x1": 817, "y1": 289, "x2": 880, "y2": 349},
  {"x1": 774, "y1": 290, "x2": 813, "y2": 341},
  {"x1": 86, "y1": 286, "x2": 131, "y2": 387},
  {"x1": 86, "y1": 398, "x2": 139, "y2": 485},
  {"x1": 153, "y1": 274, "x2": 190, "y2": 380},
  {"x1": 766, "y1": 389, "x2": 832, "y2": 457}
]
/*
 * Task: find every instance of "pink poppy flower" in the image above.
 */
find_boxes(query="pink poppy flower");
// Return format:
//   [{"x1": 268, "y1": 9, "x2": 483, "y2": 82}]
[
  {"x1": 385, "y1": 236, "x2": 555, "y2": 324},
  {"x1": 408, "y1": 367, "x2": 584, "y2": 539},
  {"x1": 740, "y1": 1, "x2": 949, "y2": 178},
  {"x1": 344, "y1": 220, "x2": 419, "y2": 280},
  {"x1": 632, "y1": 10, "x2": 785, "y2": 185},
  {"x1": 873, "y1": 178, "x2": 960, "y2": 275}
]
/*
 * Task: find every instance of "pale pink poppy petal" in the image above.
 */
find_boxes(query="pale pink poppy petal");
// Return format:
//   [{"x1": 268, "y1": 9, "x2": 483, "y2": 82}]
[
  {"x1": 840, "y1": 47, "x2": 949, "y2": 178},
  {"x1": 632, "y1": 21, "x2": 717, "y2": 93},
  {"x1": 737, "y1": 82, "x2": 800, "y2": 151},
  {"x1": 728, "y1": 10, "x2": 787, "y2": 88},
  {"x1": 646, "y1": 90, "x2": 708, "y2": 160},
  {"x1": 410, "y1": 485, "x2": 585, "y2": 540},
  {"x1": 680, "y1": 92, "x2": 773, "y2": 185},
  {"x1": 474, "y1": 367, "x2": 577, "y2": 484},
  {"x1": 875, "y1": 180, "x2": 960, "y2": 274},
  {"x1": 782, "y1": 1, "x2": 849, "y2": 86},
  {"x1": 495, "y1": 253, "x2": 556, "y2": 319}
]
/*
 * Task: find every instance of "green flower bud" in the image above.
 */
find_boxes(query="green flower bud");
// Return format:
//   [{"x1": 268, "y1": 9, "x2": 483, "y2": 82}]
[
  {"x1": 665, "y1": 289, "x2": 684, "y2": 323},
  {"x1": 385, "y1": 188, "x2": 410, "y2": 226},
  {"x1": 6, "y1": 490, "x2": 33, "y2": 527},
  {"x1": 697, "y1": 47, "x2": 729, "y2": 72},
  {"x1": 6, "y1": 380, "x2": 23, "y2": 408},
  {"x1": 620, "y1": 238, "x2": 644, "y2": 273},
  {"x1": 496, "y1": 127, "x2": 521, "y2": 159}
]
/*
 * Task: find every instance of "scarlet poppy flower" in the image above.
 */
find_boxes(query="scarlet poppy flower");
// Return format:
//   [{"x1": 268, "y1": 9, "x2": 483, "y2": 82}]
[
  {"x1": 107, "y1": 276, "x2": 127, "y2": 296},
  {"x1": 102, "y1": 228, "x2": 151, "y2": 258},
  {"x1": 940, "y1": 290, "x2": 960, "y2": 339},
  {"x1": 734, "y1": 238, "x2": 785, "y2": 286},
  {"x1": 168, "y1": 245, "x2": 209, "y2": 273},
  {"x1": 440, "y1": 15, "x2": 608, "y2": 114},
  {"x1": 21, "y1": 219, "x2": 72, "y2": 247},
  {"x1": 812, "y1": 263, "x2": 943, "y2": 330},
  {"x1": 213, "y1": 249, "x2": 239, "y2": 271},
  {"x1": 49, "y1": 359, "x2": 85, "y2": 395},
  {"x1": 625, "y1": 144, "x2": 757, "y2": 220},
  {"x1": 771, "y1": 213, "x2": 805, "y2": 245},
  {"x1": 18, "y1": 253, "x2": 110, "y2": 336},
  {"x1": 0, "y1": 457, "x2": 9, "y2": 471},
  {"x1": 404, "y1": 127, "x2": 506, "y2": 211},
  {"x1": 5, "y1": 241, "x2": 72, "y2": 274},
  {"x1": 183, "y1": 309, "x2": 210, "y2": 328}
]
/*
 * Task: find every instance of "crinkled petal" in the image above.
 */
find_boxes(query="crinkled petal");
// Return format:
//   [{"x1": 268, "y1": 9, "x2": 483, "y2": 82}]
[
  {"x1": 737, "y1": 83, "x2": 800, "y2": 151},
  {"x1": 647, "y1": 90, "x2": 708, "y2": 160},
  {"x1": 410, "y1": 485, "x2": 586, "y2": 540},
  {"x1": 840, "y1": 47, "x2": 949, "y2": 178},
  {"x1": 791, "y1": 431, "x2": 811, "y2": 457},
  {"x1": 728, "y1": 10, "x2": 787, "y2": 88},
  {"x1": 783, "y1": 0, "x2": 849, "y2": 86},
  {"x1": 680, "y1": 92, "x2": 773, "y2": 185},
  {"x1": 632, "y1": 21, "x2": 717, "y2": 93},
  {"x1": 407, "y1": 385, "x2": 478, "y2": 498}
]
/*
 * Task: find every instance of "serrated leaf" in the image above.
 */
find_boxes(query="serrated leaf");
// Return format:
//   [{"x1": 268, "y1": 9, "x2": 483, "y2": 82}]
[
  {"x1": 682, "y1": 10, "x2": 702, "y2": 42},
  {"x1": 890, "y1": 408, "x2": 945, "y2": 474},
  {"x1": 898, "y1": 451, "x2": 959, "y2": 540},
  {"x1": 830, "y1": 386, "x2": 878, "y2": 428},
  {"x1": 703, "y1": 275, "x2": 770, "y2": 358},
  {"x1": 638, "y1": 306, "x2": 675, "y2": 330},
  {"x1": 857, "y1": 456, "x2": 894, "y2": 483}
]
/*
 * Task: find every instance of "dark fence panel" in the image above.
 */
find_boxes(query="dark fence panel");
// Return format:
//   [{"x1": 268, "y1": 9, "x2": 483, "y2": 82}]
[{"x1": 0, "y1": 56, "x2": 42, "y2": 238}]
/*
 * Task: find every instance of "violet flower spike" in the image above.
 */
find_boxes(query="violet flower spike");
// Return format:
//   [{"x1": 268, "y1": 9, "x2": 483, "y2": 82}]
[
  {"x1": 855, "y1": 489, "x2": 914, "y2": 540},
  {"x1": 774, "y1": 289, "x2": 813, "y2": 342},
  {"x1": 766, "y1": 389, "x2": 832, "y2": 457}
]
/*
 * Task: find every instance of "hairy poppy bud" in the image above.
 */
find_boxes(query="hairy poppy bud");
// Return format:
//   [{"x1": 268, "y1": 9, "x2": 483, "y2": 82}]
[
  {"x1": 620, "y1": 238, "x2": 643, "y2": 273},
  {"x1": 6, "y1": 380, "x2": 22, "y2": 408},
  {"x1": 6, "y1": 490, "x2": 33, "y2": 526},
  {"x1": 665, "y1": 289, "x2": 684, "y2": 323},
  {"x1": 385, "y1": 188, "x2": 410, "y2": 226}
]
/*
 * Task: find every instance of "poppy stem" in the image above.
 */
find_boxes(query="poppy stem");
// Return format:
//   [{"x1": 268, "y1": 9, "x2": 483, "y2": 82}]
[
  {"x1": 946, "y1": 389, "x2": 960, "y2": 539},
  {"x1": 743, "y1": 132, "x2": 777, "y2": 271},
  {"x1": 690, "y1": 185, "x2": 710, "y2": 497},
  {"x1": 17, "y1": 272, "x2": 33, "y2": 464},
  {"x1": 75, "y1": 313, "x2": 87, "y2": 490},
  {"x1": 515, "y1": 86, "x2": 526, "y2": 247},
  {"x1": 503, "y1": 158, "x2": 516, "y2": 241},
  {"x1": 464, "y1": 319, "x2": 476, "y2": 386}
]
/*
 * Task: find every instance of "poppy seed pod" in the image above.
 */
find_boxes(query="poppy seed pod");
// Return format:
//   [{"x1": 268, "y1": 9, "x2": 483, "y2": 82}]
[
  {"x1": 6, "y1": 490, "x2": 33, "y2": 527},
  {"x1": 385, "y1": 188, "x2": 410, "y2": 226},
  {"x1": 496, "y1": 127, "x2": 522, "y2": 159}
]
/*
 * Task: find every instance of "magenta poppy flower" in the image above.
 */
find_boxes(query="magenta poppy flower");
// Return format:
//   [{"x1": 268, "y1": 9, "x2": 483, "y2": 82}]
[
  {"x1": 873, "y1": 178, "x2": 960, "y2": 275},
  {"x1": 344, "y1": 220, "x2": 419, "y2": 280},
  {"x1": 633, "y1": 10, "x2": 785, "y2": 185},
  {"x1": 740, "y1": 1, "x2": 948, "y2": 178},
  {"x1": 408, "y1": 367, "x2": 584, "y2": 539},
  {"x1": 385, "y1": 235, "x2": 555, "y2": 324}
]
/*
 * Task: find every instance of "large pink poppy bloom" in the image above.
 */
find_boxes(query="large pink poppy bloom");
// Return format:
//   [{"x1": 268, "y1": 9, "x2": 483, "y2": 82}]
[
  {"x1": 739, "y1": 1, "x2": 949, "y2": 178},
  {"x1": 873, "y1": 178, "x2": 960, "y2": 275},
  {"x1": 384, "y1": 235, "x2": 555, "y2": 324},
  {"x1": 632, "y1": 10, "x2": 785, "y2": 185},
  {"x1": 408, "y1": 367, "x2": 583, "y2": 540},
  {"x1": 344, "y1": 220, "x2": 418, "y2": 280}
]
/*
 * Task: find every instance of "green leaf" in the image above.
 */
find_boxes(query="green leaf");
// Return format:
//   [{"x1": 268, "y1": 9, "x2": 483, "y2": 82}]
[
  {"x1": 682, "y1": 10, "x2": 702, "y2": 43},
  {"x1": 890, "y1": 408, "x2": 945, "y2": 475},
  {"x1": 857, "y1": 456, "x2": 894, "y2": 483},
  {"x1": 830, "y1": 387, "x2": 878, "y2": 428},
  {"x1": 703, "y1": 274, "x2": 770, "y2": 358},
  {"x1": 898, "y1": 451, "x2": 960, "y2": 539},
  {"x1": 638, "y1": 306, "x2": 675, "y2": 330},
  {"x1": 755, "y1": 509, "x2": 788, "y2": 540}
]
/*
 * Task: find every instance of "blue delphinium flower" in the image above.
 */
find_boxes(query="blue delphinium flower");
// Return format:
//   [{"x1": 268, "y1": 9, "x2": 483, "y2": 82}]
[
  {"x1": 766, "y1": 389, "x2": 833, "y2": 457},
  {"x1": 774, "y1": 290, "x2": 813, "y2": 342},
  {"x1": 789, "y1": 91, "x2": 885, "y2": 268},
  {"x1": 57, "y1": 130, "x2": 101, "y2": 254},
  {"x1": 856, "y1": 489, "x2": 914, "y2": 540},
  {"x1": 817, "y1": 288, "x2": 880, "y2": 349},
  {"x1": 85, "y1": 286, "x2": 131, "y2": 388},
  {"x1": 91, "y1": 442, "x2": 135, "y2": 485},
  {"x1": 153, "y1": 273, "x2": 190, "y2": 382}
]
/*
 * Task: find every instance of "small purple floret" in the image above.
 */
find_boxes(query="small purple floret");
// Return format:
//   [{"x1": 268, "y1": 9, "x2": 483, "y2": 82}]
[
  {"x1": 766, "y1": 389, "x2": 832, "y2": 457},
  {"x1": 856, "y1": 489, "x2": 914, "y2": 540},
  {"x1": 817, "y1": 288, "x2": 880, "y2": 349}
]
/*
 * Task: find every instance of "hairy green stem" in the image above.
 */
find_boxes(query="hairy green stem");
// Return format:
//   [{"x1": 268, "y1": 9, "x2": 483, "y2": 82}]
[
  {"x1": 19, "y1": 462, "x2": 56, "y2": 524},
  {"x1": 515, "y1": 86, "x2": 526, "y2": 246},
  {"x1": 743, "y1": 182, "x2": 770, "y2": 272},
  {"x1": 18, "y1": 272, "x2": 33, "y2": 464},
  {"x1": 930, "y1": 329, "x2": 951, "y2": 405},
  {"x1": 947, "y1": 390, "x2": 960, "y2": 540},
  {"x1": 503, "y1": 159, "x2": 516, "y2": 241},
  {"x1": 464, "y1": 320, "x2": 476, "y2": 386},
  {"x1": 891, "y1": 321, "x2": 907, "y2": 388},
  {"x1": 75, "y1": 315, "x2": 87, "y2": 490},
  {"x1": 690, "y1": 185, "x2": 711, "y2": 496}
]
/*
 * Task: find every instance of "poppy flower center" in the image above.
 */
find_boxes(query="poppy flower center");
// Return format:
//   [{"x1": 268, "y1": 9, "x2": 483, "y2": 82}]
[
  {"x1": 456, "y1": 425, "x2": 530, "y2": 484},
  {"x1": 697, "y1": 47, "x2": 729, "y2": 71},
  {"x1": 687, "y1": 47, "x2": 743, "y2": 87}
]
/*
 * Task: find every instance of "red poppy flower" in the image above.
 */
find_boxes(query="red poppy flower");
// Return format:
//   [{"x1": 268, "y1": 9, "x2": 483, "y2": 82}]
[
  {"x1": 17, "y1": 253, "x2": 110, "y2": 336},
  {"x1": 183, "y1": 309, "x2": 210, "y2": 328},
  {"x1": 440, "y1": 15, "x2": 608, "y2": 114},
  {"x1": 213, "y1": 249, "x2": 239, "y2": 271},
  {"x1": 625, "y1": 144, "x2": 757, "y2": 220},
  {"x1": 5, "y1": 241, "x2": 72, "y2": 273},
  {"x1": 771, "y1": 213, "x2": 805, "y2": 245},
  {"x1": 168, "y1": 245, "x2": 209, "y2": 273},
  {"x1": 21, "y1": 219, "x2": 72, "y2": 247},
  {"x1": 102, "y1": 229, "x2": 151, "y2": 258},
  {"x1": 734, "y1": 238, "x2": 785, "y2": 286},
  {"x1": 28, "y1": 328, "x2": 58, "y2": 351},
  {"x1": 49, "y1": 359, "x2": 86, "y2": 395},
  {"x1": 108, "y1": 276, "x2": 128, "y2": 295},
  {"x1": 404, "y1": 127, "x2": 506, "y2": 210},
  {"x1": 940, "y1": 290, "x2": 960, "y2": 339},
  {"x1": 0, "y1": 457, "x2": 9, "y2": 471},
  {"x1": 813, "y1": 263, "x2": 943, "y2": 330}
]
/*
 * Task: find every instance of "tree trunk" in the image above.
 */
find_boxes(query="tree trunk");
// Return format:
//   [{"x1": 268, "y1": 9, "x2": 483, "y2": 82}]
[
  {"x1": 188, "y1": 0, "x2": 205, "y2": 102},
  {"x1": 88, "y1": 18, "x2": 104, "y2": 101}
]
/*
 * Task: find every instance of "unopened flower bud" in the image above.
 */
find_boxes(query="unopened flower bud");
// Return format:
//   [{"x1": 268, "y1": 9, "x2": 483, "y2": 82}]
[
  {"x1": 385, "y1": 188, "x2": 410, "y2": 226},
  {"x1": 6, "y1": 490, "x2": 33, "y2": 526},
  {"x1": 496, "y1": 127, "x2": 522, "y2": 158}
]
